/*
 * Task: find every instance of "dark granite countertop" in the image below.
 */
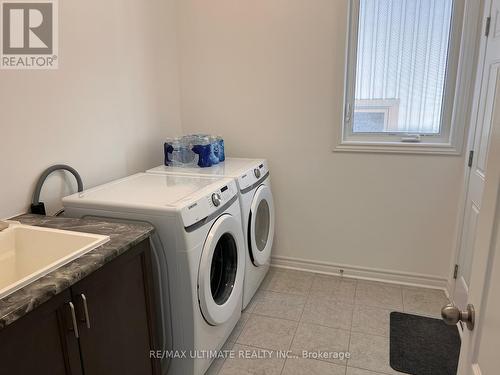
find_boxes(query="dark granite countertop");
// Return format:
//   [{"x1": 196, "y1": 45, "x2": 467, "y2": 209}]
[{"x1": 0, "y1": 214, "x2": 154, "y2": 330}]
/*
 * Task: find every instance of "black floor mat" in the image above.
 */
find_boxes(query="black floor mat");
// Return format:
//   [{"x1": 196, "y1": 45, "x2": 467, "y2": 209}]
[{"x1": 390, "y1": 312, "x2": 461, "y2": 375}]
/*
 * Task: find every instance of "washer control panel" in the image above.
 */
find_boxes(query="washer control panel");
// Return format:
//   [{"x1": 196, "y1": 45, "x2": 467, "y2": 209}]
[
  {"x1": 237, "y1": 160, "x2": 268, "y2": 191},
  {"x1": 180, "y1": 179, "x2": 237, "y2": 228}
]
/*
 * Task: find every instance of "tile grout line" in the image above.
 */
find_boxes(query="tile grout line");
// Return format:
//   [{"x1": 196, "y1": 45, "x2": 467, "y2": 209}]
[
  {"x1": 220, "y1": 269, "x2": 445, "y2": 374},
  {"x1": 251, "y1": 307, "x2": 355, "y2": 330},
  {"x1": 286, "y1": 274, "x2": 352, "y2": 371},
  {"x1": 346, "y1": 277, "x2": 359, "y2": 371},
  {"x1": 278, "y1": 272, "x2": 314, "y2": 375},
  {"x1": 231, "y1": 341, "x2": 293, "y2": 353},
  {"x1": 233, "y1": 270, "x2": 313, "y2": 374},
  {"x1": 232, "y1": 311, "x2": 251, "y2": 343},
  {"x1": 228, "y1": 342, "x2": 349, "y2": 371},
  {"x1": 258, "y1": 288, "x2": 315, "y2": 298},
  {"x1": 348, "y1": 364, "x2": 394, "y2": 375},
  {"x1": 350, "y1": 283, "x2": 403, "y2": 375},
  {"x1": 217, "y1": 289, "x2": 263, "y2": 374}
]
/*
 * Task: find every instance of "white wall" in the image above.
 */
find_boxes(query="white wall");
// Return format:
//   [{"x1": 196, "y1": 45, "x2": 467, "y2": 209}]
[
  {"x1": 0, "y1": 0, "x2": 466, "y2": 285},
  {"x1": 176, "y1": 0, "x2": 465, "y2": 283},
  {"x1": 0, "y1": 0, "x2": 182, "y2": 218}
]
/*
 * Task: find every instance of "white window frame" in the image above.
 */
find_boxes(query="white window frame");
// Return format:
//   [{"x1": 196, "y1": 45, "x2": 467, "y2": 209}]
[{"x1": 335, "y1": 0, "x2": 480, "y2": 155}]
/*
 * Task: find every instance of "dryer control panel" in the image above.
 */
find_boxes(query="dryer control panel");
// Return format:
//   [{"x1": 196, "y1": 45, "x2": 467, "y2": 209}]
[
  {"x1": 237, "y1": 160, "x2": 269, "y2": 192},
  {"x1": 180, "y1": 179, "x2": 238, "y2": 229}
]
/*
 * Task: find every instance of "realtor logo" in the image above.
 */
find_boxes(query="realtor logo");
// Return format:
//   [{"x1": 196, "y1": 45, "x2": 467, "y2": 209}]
[{"x1": 1, "y1": 0, "x2": 58, "y2": 69}]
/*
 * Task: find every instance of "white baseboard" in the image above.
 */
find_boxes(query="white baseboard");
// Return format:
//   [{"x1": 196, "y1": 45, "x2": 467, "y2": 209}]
[{"x1": 271, "y1": 255, "x2": 448, "y2": 290}]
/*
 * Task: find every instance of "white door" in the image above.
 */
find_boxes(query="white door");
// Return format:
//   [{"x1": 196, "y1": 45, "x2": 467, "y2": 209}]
[
  {"x1": 456, "y1": 63, "x2": 500, "y2": 375},
  {"x1": 453, "y1": 0, "x2": 500, "y2": 311},
  {"x1": 449, "y1": 1, "x2": 500, "y2": 372}
]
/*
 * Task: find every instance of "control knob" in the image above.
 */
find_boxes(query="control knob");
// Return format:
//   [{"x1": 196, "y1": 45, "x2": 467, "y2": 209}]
[{"x1": 212, "y1": 193, "x2": 222, "y2": 207}]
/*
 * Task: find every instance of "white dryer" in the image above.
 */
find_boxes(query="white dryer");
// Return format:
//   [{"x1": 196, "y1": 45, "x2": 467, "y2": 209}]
[
  {"x1": 147, "y1": 158, "x2": 275, "y2": 309},
  {"x1": 62, "y1": 173, "x2": 245, "y2": 375}
]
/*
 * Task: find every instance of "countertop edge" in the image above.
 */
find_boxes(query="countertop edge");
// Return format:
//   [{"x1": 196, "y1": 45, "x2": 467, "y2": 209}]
[{"x1": 0, "y1": 214, "x2": 155, "y2": 330}]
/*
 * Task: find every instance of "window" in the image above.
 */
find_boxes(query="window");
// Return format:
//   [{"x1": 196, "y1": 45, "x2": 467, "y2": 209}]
[{"x1": 338, "y1": 0, "x2": 473, "y2": 154}]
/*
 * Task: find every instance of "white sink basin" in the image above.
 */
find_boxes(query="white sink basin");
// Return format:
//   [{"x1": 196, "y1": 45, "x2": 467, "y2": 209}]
[{"x1": 0, "y1": 223, "x2": 110, "y2": 298}]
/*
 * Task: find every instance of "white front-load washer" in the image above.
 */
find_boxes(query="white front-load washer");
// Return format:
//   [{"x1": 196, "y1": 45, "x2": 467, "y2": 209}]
[
  {"x1": 147, "y1": 158, "x2": 275, "y2": 309},
  {"x1": 62, "y1": 173, "x2": 245, "y2": 375}
]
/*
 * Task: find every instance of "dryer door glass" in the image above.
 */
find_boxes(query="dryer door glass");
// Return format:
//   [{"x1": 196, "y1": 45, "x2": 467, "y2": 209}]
[
  {"x1": 249, "y1": 185, "x2": 275, "y2": 266},
  {"x1": 255, "y1": 200, "x2": 270, "y2": 252},
  {"x1": 210, "y1": 233, "x2": 238, "y2": 305}
]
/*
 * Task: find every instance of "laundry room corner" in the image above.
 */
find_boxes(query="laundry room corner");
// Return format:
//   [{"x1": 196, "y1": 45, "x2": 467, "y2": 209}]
[
  {"x1": 173, "y1": 0, "x2": 467, "y2": 289},
  {"x1": 4, "y1": 0, "x2": 500, "y2": 373}
]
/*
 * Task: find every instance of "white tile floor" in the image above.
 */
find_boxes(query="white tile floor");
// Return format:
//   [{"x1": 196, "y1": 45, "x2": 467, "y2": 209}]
[{"x1": 206, "y1": 267, "x2": 449, "y2": 375}]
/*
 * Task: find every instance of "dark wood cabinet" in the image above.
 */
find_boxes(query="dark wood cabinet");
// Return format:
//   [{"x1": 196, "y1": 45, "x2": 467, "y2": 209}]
[
  {"x1": 0, "y1": 290, "x2": 83, "y2": 375},
  {"x1": 71, "y1": 240, "x2": 159, "y2": 375},
  {"x1": 0, "y1": 240, "x2": 159, "y2": 375}
]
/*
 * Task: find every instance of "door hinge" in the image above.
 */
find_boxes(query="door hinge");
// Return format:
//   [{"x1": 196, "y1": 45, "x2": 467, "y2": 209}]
[
  {"x1": 486, "y1": 17, "x2": 491, "y2": 37},
  {"x1": 454, "y1": 264, "x2": 459, "y2": 279},
  {"x1": 468, "y1": 150, "x2": 474, "y2": 168}
]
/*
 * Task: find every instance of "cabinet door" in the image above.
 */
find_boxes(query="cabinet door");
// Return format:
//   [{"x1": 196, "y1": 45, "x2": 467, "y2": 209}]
[
  {"x1": 71, "y1": 240, "x2": 159, "y2": 375},
  {"x1": 0, "y1": 289, "x2": 83, "y2": 375}
]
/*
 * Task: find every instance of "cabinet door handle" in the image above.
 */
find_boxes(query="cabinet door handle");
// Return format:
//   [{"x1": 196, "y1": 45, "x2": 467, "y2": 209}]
[
  {"x1": 81, "y1": 294, "x2": 91, "y2": 329},
  {"x1": 68, "y1": 302, "x2": 79, "y2": 338}
]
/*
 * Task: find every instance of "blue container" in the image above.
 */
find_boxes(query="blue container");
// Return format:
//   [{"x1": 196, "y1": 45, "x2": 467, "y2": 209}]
[
  {"x1": 189, "y1": 135, "x2": 218, "y2": 168},
  {"x1": 164, "y1": 142, "x2": 174, "y2": 166},
  {"x1": 208, "y1": 136, "x2": 220, "y2": 165},
  {"x1": 192, "y1": 143, "x2": 214, "y2": 167},
  {"x1": 165, "y1": 134, "x2": 225, "y2": 168},
  {"x1": 217, "y1": 137, "x2": 225, "y2": 162},
  {"x1": 164, "y1": 138, "x2": 198, "y2": 167}
]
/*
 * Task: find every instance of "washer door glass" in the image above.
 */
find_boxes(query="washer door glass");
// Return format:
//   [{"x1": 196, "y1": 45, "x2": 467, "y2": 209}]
[
  {"x1": 249, "y1": 185, "x2": 275, "y2": 266},
  {"x1": 198, "y1": 214, "x2": 244, "y2": 326},
  {"x1": 210, "y1": 233, "x2": 238, "y2": 305}
]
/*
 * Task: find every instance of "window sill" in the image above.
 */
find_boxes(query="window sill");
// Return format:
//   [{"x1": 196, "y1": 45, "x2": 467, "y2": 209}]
[{"x1": 333, "y1": 140, "x2": 462, "y2": 155}]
